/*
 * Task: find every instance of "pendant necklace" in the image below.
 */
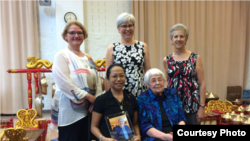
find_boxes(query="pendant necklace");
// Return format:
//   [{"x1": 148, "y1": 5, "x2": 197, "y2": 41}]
[{"x1": 114, "y1": 97, "x2": 124, "y2": 110}]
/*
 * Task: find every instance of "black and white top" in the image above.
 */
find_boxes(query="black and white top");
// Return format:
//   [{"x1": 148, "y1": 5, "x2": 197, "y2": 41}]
[{"x1": 113, "y1": 41, "x2": 147, "y2": 97}]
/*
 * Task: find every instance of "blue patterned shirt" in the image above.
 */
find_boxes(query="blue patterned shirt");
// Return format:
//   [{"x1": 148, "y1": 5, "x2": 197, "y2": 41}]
[{"x1": 137, "y1": 88, "x2": 186, "y2": 141}]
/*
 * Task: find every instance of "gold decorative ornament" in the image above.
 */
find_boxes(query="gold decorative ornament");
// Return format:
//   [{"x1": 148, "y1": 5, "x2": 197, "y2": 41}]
[
  {"x1": 221, "y1": 113, "x2": 232, "y2": 122},
  {"x1": 245, "y1": 105, "x2": 250, "y2": 114},
  {"x1": 0, "y1": 129, "x2": 5, "y2": 141},
  {"x1": 26, "y1": 56, "x2": 53, "y2": 69},
  {"x1": 52, "y1": 83, "x2": 56, "y2": 98},
  {"x1": 205, "y1": 100, "x2": 234, "y2": 113},
  {"x1": 41, "y1": 76, "x2": 48, "y2": 95},
  {"x1": 94, "y1": 58, "x2": 106, "y2": 68},
  {"x1": 240, "y1": 113, "x2": 247, "y2": 118},
  {"x1": 232, "y1": 99, "x2": 243, "y2": 105},
  {"x1": 237, "y1": 106, "x2": 245, "y2": 113},
  {"x1": 205, "y1": 92, "x2": 219, "y2": 103},
  {"x1": 10, "y1": 69, "x2": 17, "y2": 73},
  {"x1": 15, "y1": 109, "x2": 38, "y2": 128},
  {"x1": 243, "y1": 116, "x2": 250, "y2": 125},
  {"x1": 230, "y1": 111, "x2": 237, "y2": 116},
  {"x1": 2, "y1": 128, "x2": 28, "y2": 141},
  {"x1": 35, "y1": 95, "x2": 43, "y2": 118},
  {"x1": 232, "y1": 115, "x2": 244, "y2": 125}
]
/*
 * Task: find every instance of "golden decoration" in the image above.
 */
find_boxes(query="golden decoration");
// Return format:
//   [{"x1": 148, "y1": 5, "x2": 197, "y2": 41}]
[
  {"x1": 2, "y1": 128, "x2": 28, "y2": 141},
  {"x1": 52, "y1": 83, "x2": 56, "y2": 98},
  {"x1": 0, "y1": 129, "x2": 5, "y2": 141},
  {"x1": 205, "y1": 100, "x2": 234, "y2": 113},
  {"x1": 15, "y1": 109, "x2": 38, "y2": 129},
  {"x1": 10, "y1": 69, "x2": 17, "y2": 73},
  {"x1": 28, "y1": 90, "x2": 32, "y2": 95},
  {"x1": 94, "y1": 58, "x2": 106, "y2": 68},
  {"x1": 40, "y1": 77, "x2": 48, "y2": 95},
  {"x1": 26, "y1": 56, "x2": 53, "y2": 69},
  {"x1": 28, "y1": 98, "x2": 32, "y2": 104}
]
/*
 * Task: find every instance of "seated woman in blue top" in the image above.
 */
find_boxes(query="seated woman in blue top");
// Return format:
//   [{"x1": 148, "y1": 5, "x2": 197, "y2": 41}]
[{"x1": 137, "y1": 68, "x2": 186, "y2": 141}]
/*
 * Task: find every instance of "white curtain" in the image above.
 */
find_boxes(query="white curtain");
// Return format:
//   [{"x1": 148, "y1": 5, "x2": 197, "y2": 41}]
[{"x1": 0, "y1": 1, "x2": 40, "y2": 114}]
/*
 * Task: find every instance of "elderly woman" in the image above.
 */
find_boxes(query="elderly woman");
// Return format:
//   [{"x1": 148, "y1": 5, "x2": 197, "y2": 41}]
[
  {"x1": 112, "y1": 117, "x2": 133, "y2": 140},
  {"x1": 91, "y1": 64, "x2": 141, "y2": 141},
  {"x1": 105, "y1": 12, "x2": 151, "y2": 97},
  {"x1": 163, "y1": 23, "x2": 206, "y2": 125},
  {"x1": 137, "y1": 68, "x2": 186, "y2": 141},
  {"x1": 52, "y1": 21, "x2": 102, "y2": 140}
]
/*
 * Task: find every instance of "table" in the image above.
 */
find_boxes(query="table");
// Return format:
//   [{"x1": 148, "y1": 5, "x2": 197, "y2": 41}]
[{"x1": 25, "y1": 129, "x2": 44, "y2": 141}]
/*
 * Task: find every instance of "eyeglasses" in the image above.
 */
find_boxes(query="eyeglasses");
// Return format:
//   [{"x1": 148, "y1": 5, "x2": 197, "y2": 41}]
[
  {"x1": 67, "y1": 31, "x2": 84, "y2": 36},
  {"x1": 120, "y1": 24, "x2": 134, "y2": 29},
  {"x1": 150, "y1": 78, "x2": 164, "y2": 83}
]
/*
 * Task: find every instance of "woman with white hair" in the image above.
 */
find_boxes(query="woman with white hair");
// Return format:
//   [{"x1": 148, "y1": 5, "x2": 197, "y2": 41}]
[
  {"x1": 105, "y1": 12, "x2": 151, "y2": 97},
  {"x1": 137, "y1": 68, "x2": 186, "y2": 141},
  {"x1": 163, "y1": 23, "x2": 206, "y2": 125}
]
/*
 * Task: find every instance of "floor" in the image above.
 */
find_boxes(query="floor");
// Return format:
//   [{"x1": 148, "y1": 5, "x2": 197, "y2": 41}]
[{"x1": 1, "y1": 112, "x2": 58, "y2": 141}]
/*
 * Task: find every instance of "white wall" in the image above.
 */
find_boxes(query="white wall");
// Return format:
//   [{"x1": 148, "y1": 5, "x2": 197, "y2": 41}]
[
  {"x1": 39, "y1": 0, "x2": 130, "y2": 110},
  {"x1": 38, "y1": 0, "x2": 57, "y2": 110},
  {"x1": 84, "y1": 1, "x2": 131, "y2": 61},
  {"x1": 55, "y1": 0, "x2": 84, "y2": 51}
]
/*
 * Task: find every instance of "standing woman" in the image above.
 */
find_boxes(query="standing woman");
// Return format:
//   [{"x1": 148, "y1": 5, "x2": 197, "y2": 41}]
[
  {"x1": 105, "y1": 12, "x2": 151, "y2": 97},
  {"x1": 52, "y1": 21, "x2": 102, "y2": 140},
  {"x1": 163, "y1": 23, "x2": 206, "y2": 125}
]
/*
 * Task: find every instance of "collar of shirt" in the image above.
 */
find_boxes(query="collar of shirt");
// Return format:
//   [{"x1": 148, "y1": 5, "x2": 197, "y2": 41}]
[
  {"x1": 106, "y1": 89, "x2": 130, "y2": 101},
  {"x1": 148, "y1": 88, "x2": 177, "y2": 101}
]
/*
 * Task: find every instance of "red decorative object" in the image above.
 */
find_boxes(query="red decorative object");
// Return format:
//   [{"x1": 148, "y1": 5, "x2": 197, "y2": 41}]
[
  {"x1": 37, "y1": 118, "x2": 48, "y2": 141},
  {"x1": 203, "y1": 112, "x2": 222, "y2": 125},
  {"x1": 7, "y1": 68, "x2": 52, "y2": 109},
  {"x1": 97, "y1": 67, "x2": 105, "y2": 71},
  {"x1": 0, "y1": 117, "x2": 14, "y2": 128}
]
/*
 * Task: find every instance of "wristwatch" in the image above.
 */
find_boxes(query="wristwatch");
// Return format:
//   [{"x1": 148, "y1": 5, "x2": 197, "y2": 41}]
[
  {"x1": 99, "y1": 135, "x2": 102, "y2": 141},
  {"x1": 199, "y1": 104, "x2": 205, "y2": 108}
]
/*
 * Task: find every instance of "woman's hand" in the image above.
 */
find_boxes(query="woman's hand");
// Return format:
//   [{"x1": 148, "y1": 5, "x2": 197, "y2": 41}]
[
  {"x1": 178, "y1": 121, "x2": 185, "y2": 125},
  {"x1": 162, "y1": 133, "x2": 173, "y2": 141},
  {"x1": 88, "y1": 103, "x2": 94, "y2": 113},
  {"x1": 86, "y1": 94, "x2": 96, "y2": 103},
  {"x1": 196, "y1": 107, "x2": 205, "y2": 123},
  {"x1": 102, "y1": 136, "x2": 117, "y2": 141},
  {"x1": 131, "y1": 135, "x2": 141, "y2": 141}
]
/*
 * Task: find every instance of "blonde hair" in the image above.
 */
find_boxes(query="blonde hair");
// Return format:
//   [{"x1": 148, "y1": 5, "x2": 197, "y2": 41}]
[{"x1": 61, "y1": 20, "x2": 88, "y2": 42}]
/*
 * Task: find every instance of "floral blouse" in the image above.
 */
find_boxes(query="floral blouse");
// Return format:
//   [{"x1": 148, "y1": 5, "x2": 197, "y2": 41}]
[
  {"x1": 113, "y1": 41, "x2": 147, "y2": 97},
  {"x1": 167, "y1": 52, "x2": 200, "y2": 113}
]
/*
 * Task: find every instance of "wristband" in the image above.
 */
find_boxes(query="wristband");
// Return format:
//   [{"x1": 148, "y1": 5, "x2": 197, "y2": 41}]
[
  {"x1": 99, "y1": 135, "x2": 102, "y2": 141},
  {"x1": 199, "y1": 104, "x2": 205, "y2": 108}
]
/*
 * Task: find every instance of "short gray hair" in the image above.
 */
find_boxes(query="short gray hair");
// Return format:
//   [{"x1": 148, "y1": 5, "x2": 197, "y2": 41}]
[
  {"x1": 116, "y1": 12, "x2": 135, "y2": 27},
  {"x1": 169, "y1": 23, "x2": 189, "y2": 40},
  {"x1": 144, "y1": 68, "x2": 166, "y2": 85}
]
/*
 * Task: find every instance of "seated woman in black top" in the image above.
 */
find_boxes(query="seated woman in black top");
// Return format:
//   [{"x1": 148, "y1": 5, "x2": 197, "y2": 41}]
[{"x1": 91, "y1": 64, "x2": 141, "y2": 141}]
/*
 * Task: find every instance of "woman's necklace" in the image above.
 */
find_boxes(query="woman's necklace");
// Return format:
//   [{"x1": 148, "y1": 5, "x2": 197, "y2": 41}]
[{"x1": 114, "y1": 97, "x2": 124, "y2": 110}]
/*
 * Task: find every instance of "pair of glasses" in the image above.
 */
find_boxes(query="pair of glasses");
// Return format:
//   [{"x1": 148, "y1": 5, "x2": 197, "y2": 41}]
[
  {"x1": 67, "y1": 32, "x2": 84, "y2": 36},
  {"x1": 120, "y1": 24, "x2": 134, "y2": 29},
  {"x1": 150, "y1": 78, "x2": 164, "y2": 83}
]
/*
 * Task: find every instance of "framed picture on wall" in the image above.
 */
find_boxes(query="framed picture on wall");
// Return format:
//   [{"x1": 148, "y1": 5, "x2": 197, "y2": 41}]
[{"x1": 105, "y1": 111, "x2": 135, "y2": 141}]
